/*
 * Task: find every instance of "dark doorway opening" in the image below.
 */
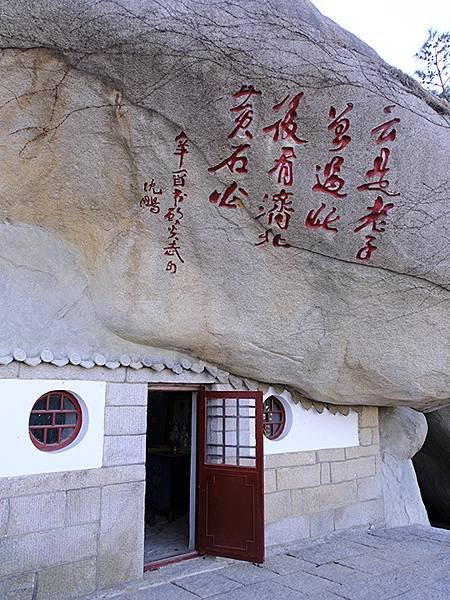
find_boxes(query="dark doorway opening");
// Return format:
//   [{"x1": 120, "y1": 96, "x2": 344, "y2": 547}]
[{"x1": 144, "y1": 390, "x2": 195, "y2": 565}]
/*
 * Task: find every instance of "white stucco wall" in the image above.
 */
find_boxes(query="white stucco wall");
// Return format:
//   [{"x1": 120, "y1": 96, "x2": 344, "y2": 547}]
[
  {"x1": 263, "y1": 388, "x2": 359, "y2": 455},
  {"x1": 0, "y1": 379, "x2": 105, "y2": 476}
]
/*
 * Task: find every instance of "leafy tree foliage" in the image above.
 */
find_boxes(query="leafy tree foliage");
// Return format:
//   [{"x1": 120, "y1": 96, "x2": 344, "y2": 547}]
[{"x1": 415, "y1": 29, "x2": 449, "y2": 102}]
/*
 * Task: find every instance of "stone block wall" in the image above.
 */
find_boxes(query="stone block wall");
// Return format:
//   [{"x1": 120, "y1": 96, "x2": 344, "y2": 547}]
[
  {"x1": 264, "y1": 406, "x2": 384, "y2": 547},
  {"x1": 0, "y1": 382, "x2": 148, "y2": 600}
]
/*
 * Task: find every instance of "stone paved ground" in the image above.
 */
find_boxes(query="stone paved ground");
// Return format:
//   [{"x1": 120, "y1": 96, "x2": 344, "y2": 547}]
[{"x1": 86, "y1": 526, "x2": 450, "y2": 600}]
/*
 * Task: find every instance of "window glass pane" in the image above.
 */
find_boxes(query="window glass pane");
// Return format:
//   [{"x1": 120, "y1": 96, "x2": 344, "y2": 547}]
[
  {"x1": 30, "y1": 428, "x2": 44, "y2": 442},
  {"x1": 65, "y1": 412, "x2": 77, "y2": 425},
  {"x1": 239, "y1": 457, "x2": 256, "y2": 467},
  {"x1": 55, "y1": 413, "x2": 65, "y2": 425},
  {"x1": 46, "y1": 429, "x2": 58, "y2": 444},
  {"x1": 49, "y1": 394, "x2": 61, "y2": 410},
  {"x1": 224, "y1": 446, "x2": 237, "y2": 464},
  {"x1": 225, "y1": 401, "x2": 237, "y2": 417},
  {"x1": 63, "y1": 398, "x2": 75, "y2": 410},
  {"x1": 61, "y1": 427, "x2": 75, "y2": 441},
  {"x1": 31, "y1": 412, "x2": 52, "y2": 426},
  {"x1": 34, "y1": 398, "x2": 46, "y2": 411},
  {"x1": 225, "y1": 430, "x2": 237, "y2": 445}
]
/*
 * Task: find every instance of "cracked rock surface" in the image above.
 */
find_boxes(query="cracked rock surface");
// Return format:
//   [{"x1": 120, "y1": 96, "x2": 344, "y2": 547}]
[{"x1": 0, "y1": 0, "x2": 448, "y2": 409}]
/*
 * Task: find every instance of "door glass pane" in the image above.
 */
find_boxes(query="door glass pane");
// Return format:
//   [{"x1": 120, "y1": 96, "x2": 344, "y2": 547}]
[{"x1": 206, "y1": 396, "x2": 256, "y2": 467}]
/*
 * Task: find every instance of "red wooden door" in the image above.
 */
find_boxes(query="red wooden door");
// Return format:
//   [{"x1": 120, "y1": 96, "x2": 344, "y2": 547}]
[{"x1": 197, "y1": 390, "x2": 264, "y2": 563}]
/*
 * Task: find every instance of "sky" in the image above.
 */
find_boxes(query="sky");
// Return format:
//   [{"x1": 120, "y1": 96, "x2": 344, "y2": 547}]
[{"x1": 311, "y1": 0, "x2": 450, "y2": 75}]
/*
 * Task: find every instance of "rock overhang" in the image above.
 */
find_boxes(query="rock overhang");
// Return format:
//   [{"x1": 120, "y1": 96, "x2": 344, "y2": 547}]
[{"x1": 0, "y1": 1, "x2": 448, "y2": 410}]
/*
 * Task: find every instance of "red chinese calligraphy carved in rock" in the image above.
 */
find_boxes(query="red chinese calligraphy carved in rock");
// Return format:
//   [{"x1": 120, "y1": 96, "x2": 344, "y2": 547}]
[
  {"x1": 354, "y1": 196, "x2": 395, "y2": 233},
  {"x1": 305, "y1": 203, "x2": 340, "y2": 232},
  {"x1": 356, "y1": 235, "x2": 377, "y2": 260},
  {"x1": 357, "y1": 148, "x2": 399, "y2": 197},
  {"x1": 328, "y1": 103, "x2": 353, "y2": 152},
  {"x1": 255, "y1": 228, "x2": 291, "y2": 248},
  {"x1": 228, "y1": 84, "x2": 262, "y2": 140},
  {"x1": 263, "y1": 93, "x2": 308, "y2": 145},
  {"x1": 313, "y1": 156, "x2": 347, "y2": 199},
  {"x1": 268, "y1": 147, "x2": 297, "y2": 186},
  {"x1": 174, "y1": 131, "x2": 189, "y2": 169},
  {"x1": 209, "y1": 182, "x2": 249, "y2": 209},
  {"x1": 208, "y1": 144, "x2": 251, "y2": 174}
]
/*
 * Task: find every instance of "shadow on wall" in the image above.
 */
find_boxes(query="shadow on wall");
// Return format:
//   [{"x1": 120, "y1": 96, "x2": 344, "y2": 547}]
[{"x1": 413, "y1": 406, "x2": 450, "y2": 530}]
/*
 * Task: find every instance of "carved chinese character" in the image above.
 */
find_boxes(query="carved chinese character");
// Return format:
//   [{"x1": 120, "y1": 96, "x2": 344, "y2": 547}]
[
  {"x1": 328, "y1": 103, "x2": 353, "y2": 151},
  {"x1": 164, "y1": 206, "x2": 184, "y2": 223},
  {"x1": 266, "y1": 190, "x2": 294, "y2": 230},
  {"x1": 305, "y1": 203, "x2": 340, "y2": 232},
  {"x1": 313, "y1": 156, "x2": 347, "y2": 198},
  {"x1": 173, "y1": 188, "x2": 186, "y2": 206},
  {"x1": 354, "y1": 196, "x2": 395, "y2": 233},
  {"x1": 143, "y1": 178, "x2": 162, "y2": 194},
  {"x1": 209, "y1": 182, "x2": 249, "y2": 208},
  {"x1": 166, "y1": 261, "x2": 177, "y2": 274},
  {"x1": 174, "y1": 131, "x2": 189, "y2": 168},
  {"x1": 371, "y1": 106, "x2": 400, "y2": 144},
  {"x1": 208, "y1": 144, "x2": 251, "y2": 174},
  {"x1": 172, "y1": 170, "x2": 187, "y2": 187},
  {"x1": 263, "y1": 93, "x2": 308, "y2": 145},
  {"x1": 163, "y1": 238, "x2": 185, "y2": 263},
  {"x1": 228, "y1": 84, "x2": 262, "y2": 139},
  {"x1": 255, "y1": 228, "x2": 291, "y2": 248},
  {"x1": 268, "y1": 147, "x2": 297, "y2": 186},
  {"x1": 356, "y1": 235, "x2": 378, "y2": 260},
  {"x1": 139, "y1": 195, "x2": 161, "y2": 213},
  {"x1": 167, "y1": 224, "x2": 178, "y2": 239},
  {"x1": 357, "y1": 148, "x2": 399, "y2": 196}
]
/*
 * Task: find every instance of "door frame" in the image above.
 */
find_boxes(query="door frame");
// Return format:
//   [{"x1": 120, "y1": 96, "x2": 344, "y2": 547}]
[{"x1": 144, "y1": 384, "x2": 204, "y2": 571}]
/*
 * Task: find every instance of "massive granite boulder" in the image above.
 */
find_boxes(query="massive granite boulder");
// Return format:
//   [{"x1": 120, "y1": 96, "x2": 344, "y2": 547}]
[
  {"x1": 0, "y1": 0, "x2": 448, "y2": 409},
  {"x1": 379, "y1": 407, "x2": 429, "y2": 527},
  {"x1": 413, "y1": 406, "x2": 450, "y2": 527}
]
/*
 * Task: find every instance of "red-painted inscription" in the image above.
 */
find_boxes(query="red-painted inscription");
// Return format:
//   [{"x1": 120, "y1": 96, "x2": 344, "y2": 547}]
[
  {"x1": 354, "y1": 196, "x2": 395, "y2": 233},
  {"x1": 228, "y1": 84, "x2": 262, "y2": 140},
  {"x1": 208, "y1": 144, "x2": 251, "y2": 174},
  {"x1": 371, "y1": 105, "x2": 400, "y2": 143},
  {"x1": 268, "y1": 147, "x2": 297, "y2": 186},
  {"x1": 174, "y1": 131, "x2": 189, "y2": 168},
  {"x1": 140, "y1": 195, "x2": 161, "y2": 213},
  {"x1": 308, "y1": 102, "x2": 352, "y2": 235},
  {"x1": 166, "y1": 132, "x2": 190, "y2": 273},
  {"x1": 209, "y1": 181, "x2": 249, "y2": 209},
  {"x1": 172, "y1": 169, "x2": 187, "y2": 187},
  {"x1": 208, "y1": 85, "x2": 261, "y2": 211},
  {"x1": 140, "y1": 178, "x2": 163, "y2": 213},
  {"x1": 328, "y1": 103, "x2": 353, "y2": 151},
  {"x1": 355, "y1": 105, "x2": 400, "y2": 260},
  {"x1": 357, "y1": 147, "x2": 399, "y2": 197},
  {"x1": 255, "y1": 228, "x2": 292, "y2": 248},
  {"x1": 263, "y1": 93, "x2": 308, "y2": 145},
  {"x1": 356, "y1": 235, "x2": 377, "y2": 261},
  {"x1": 305, "y1": 203, "x2": 340, "y2": 232},
  {"x1": 312, "y1": 156, "x2": 347, "y2": 199}
]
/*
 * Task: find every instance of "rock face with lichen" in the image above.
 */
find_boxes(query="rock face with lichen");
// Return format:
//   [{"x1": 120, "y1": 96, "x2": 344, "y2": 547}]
[{"x1": 0, "y1": 0, "x2": 448, "y2": 409}]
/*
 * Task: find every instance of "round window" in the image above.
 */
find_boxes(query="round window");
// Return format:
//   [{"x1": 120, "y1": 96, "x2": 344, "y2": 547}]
[
  {"x1": 29, "y1": 391, "x2": 82, "y2": 451},
  {"x1": 263, "y1": 395, "x2": 286, "y2": 440}
]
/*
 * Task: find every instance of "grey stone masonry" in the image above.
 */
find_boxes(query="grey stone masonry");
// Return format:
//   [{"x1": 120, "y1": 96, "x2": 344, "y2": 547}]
[
  {"x1": 264, "y1": 406, "x2": 384, "y2": 547},
  {"x1": 0, "y1": 381, "x2": 149, "y2": 600}
]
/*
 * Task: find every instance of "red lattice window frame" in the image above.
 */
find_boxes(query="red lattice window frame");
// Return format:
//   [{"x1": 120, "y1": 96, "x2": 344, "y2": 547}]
[
  {"x1": 29, "y1": 390, "x2": 83, "y2": 451},
  {"x1": 263, "y1": 395, "x2": 286, "y2": 440}
]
